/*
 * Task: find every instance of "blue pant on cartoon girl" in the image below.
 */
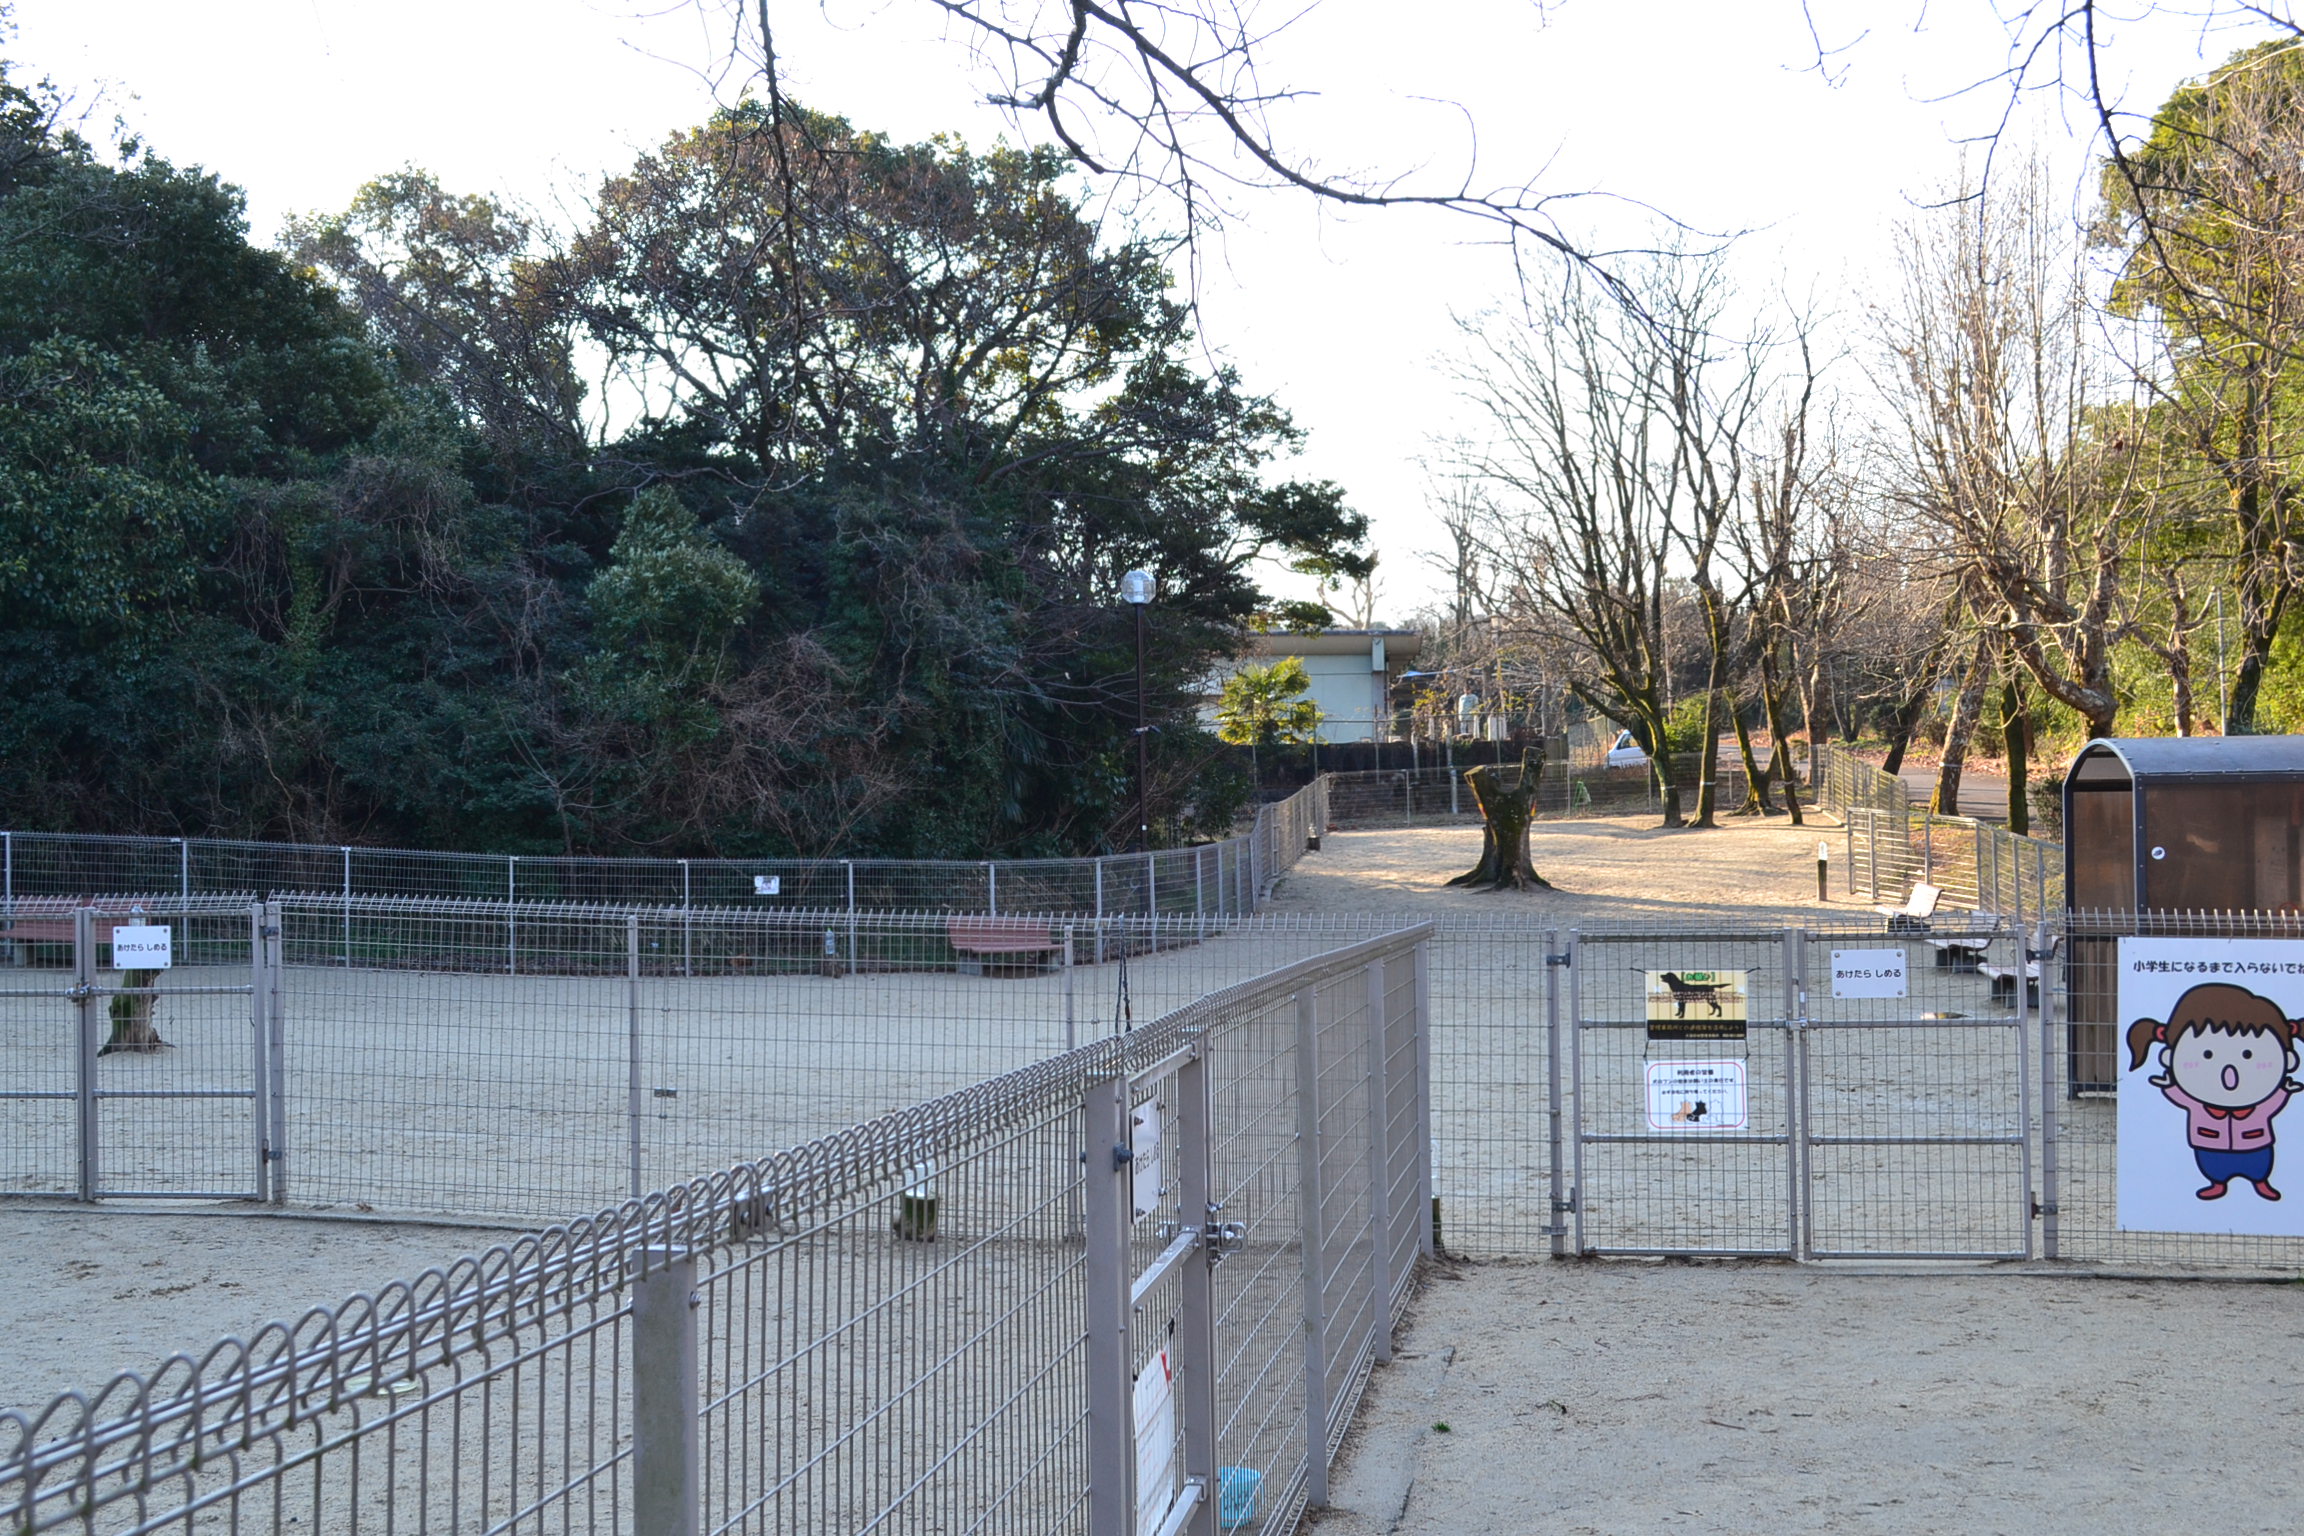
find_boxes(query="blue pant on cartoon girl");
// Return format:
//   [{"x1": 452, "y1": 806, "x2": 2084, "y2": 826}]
[{"x1": 2197, "y1": 1146, "x2": 2276, "y2": 1198}]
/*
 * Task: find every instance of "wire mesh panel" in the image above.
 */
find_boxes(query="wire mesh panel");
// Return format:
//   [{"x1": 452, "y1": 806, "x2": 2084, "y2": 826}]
[
  {"x1": 0, "y1": 912, "x2": 74, "y2": 1198},
  {"x1": 0, "y1": 924, "x2": 1434, "y2": 1536},
  {"x1": 1570, "y1": 930, "x2": 1796, "y2": 1256},
  {"x1": 1800, "y1": 921, "x2": 2031, "y2": 1260}
]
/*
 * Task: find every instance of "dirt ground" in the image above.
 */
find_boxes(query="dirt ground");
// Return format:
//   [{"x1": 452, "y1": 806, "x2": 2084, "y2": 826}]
[
  {"x1": 1323, "y1": 1260, "x2": 2304, "y2": 1536},
  {"x1": 1267, "y1": 816, "x2": 1848, "y2": 923}
]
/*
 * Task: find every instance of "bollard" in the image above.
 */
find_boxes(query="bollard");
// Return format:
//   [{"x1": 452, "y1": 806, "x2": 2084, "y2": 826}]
[{"x1": 1815, "y1": 841, "x2": 1830, "y2": 903}]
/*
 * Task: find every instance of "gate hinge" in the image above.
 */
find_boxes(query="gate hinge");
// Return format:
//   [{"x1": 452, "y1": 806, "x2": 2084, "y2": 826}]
[
  {"x1": 1554, "y1": 1192, "x2": 1578, "y2": 1214},
  {"x1": 2031, "y1": 1198, "x2": 2058, "y2": 1219},
  {"x1": 1203, "y1": 1220, "x2": 1247, "y2": 1266},
  {"x1": 1546, "y1": 953, "x2": 1572, "y2": 968}
]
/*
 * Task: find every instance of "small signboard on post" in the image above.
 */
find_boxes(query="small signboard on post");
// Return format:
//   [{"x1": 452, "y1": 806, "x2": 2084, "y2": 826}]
[
  {"x1": 1645, "y1": 1059, "x2": 1747, "y2": 1131},
  {"x1": 1829, "y1": 947, "x2": 1909, "y2": 999},
  {"x1": 110, "y1": 924, "x2": 173, "y2": 970},
  {"x1": 1644, "y1": 969, "x2": 1748, "y2": 1040},
  {"x1": 752, "y1": 875, "x2": 781, "y2": 897}
]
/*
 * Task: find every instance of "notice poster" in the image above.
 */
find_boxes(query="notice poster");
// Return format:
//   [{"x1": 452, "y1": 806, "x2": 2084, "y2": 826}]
[
  {"x1": 1645, "y1": 1059, "x2": 1748, "y2": 1131},
  {"x1": 109, "y1": 925, "x2": 173, "y2": 969},
  {"x1": 2119, "y1": 938, "x2": 2304, "y2": 1236},
  {"x1": 1133, "y1": 1348, "x2": 1177, "y2": 1536},
  {"x1": 1644, "y1": 969, "x2": 1749, "y2": 1040},
  {"x1": 1829, "y1": 948, "x2": 1909, "y2": 1000},
  {"x1": 751, "y1": 875, "x2": 781, "y2": 896}
]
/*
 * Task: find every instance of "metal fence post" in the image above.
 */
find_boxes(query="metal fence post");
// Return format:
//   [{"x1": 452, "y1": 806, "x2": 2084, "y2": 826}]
[
  {"x1": 1095, "y1": 860, "x2": 1106, "y2": 964},
  {"x1": 1062, "y1": 925, "x2": 1078, "y2": 1052},
  {"x1": 1082, "y1": 1069, "x2": 1133, "y2": 1536},
  {"x1": 1414, "y1": 938, "x2": 1434, "y2": 1258},
  {"x1": 1145, "y1": 852, "x2": 1156, "y2": 920},
  {"x1": 506, "y1": 856, "x2": 518, "y2": 977},
  {"x1": 2037, "y1": 919, "x2": 2061, "y2": 1260},
  {"x1": 1922, "y1": 814, "x2": 1933, "y2": 883},
  {"x1": 73, "y1": 905, "x2": 95, "y2": 1202},
  {"x1": 1545, "y1": 929, "x2": 1567, "y2": 1259},
  {"x1": 341, "y1": 846, "x2": 352, "y2": 967},
  {"x1": 264, "y1": 899, "x2": 287, "y2": 1203},
  {"x1": 987, "y1": 862, "x2": 997, "y2": 915},
  {"x1": 1173, "y1": 1037, "x2": 1221, "y2": 1536},
  {"x1": 630, "y1": 1248, "x2": 699, "y2": 1536},
  {"x1": 1786, "y1": 927, "x2": 1808, "y2": 1261},
  {"x1": 1195, "y1": 846, "x2": 1206, "y2": 940},
  {"x1": 1295, "y1": 984, "x2": 1330, "y2": 1506},
  {"x1": 1568, "y1": 927, "x2": 1586, "y2": 1255},
  {"x1": 1364, "y1": 957, "x2": 1393, "y2": 1362},
  {"x1": 249, "y1": 903, "x2": 270, "y2": 1202},
  {"x1": 627, "y1": 914, "x2": 644, "y2": 1201},
  {"x1": 680, "y1": 859, "x2": 692, "y2": 978},
  {"x1": 845, "y1": 861, "x2": 858, "y2": 976},
  {"x1": 178, "y1": 838, "x2": 189, "y2": 905}
]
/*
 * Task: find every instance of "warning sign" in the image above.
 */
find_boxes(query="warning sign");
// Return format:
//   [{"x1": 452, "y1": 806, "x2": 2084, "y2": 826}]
[
  {"x1": 1644, "y1": 970, "x2": 1749, "y2": 1040},
  {"x1": 1829, "y1": 947, "x2": 1909, "y2": 999},
  {"x1": 110, "y1": 924, "x2": 173, "y2": 970},
  {"x1": 1645, "y1": 1059, "x2": 1747, "y2": 1131}
]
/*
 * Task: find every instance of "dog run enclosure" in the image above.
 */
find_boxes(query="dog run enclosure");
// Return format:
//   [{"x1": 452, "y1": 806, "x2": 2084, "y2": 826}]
[{"x1": 1, "y1": 925, "x2": 1434, "y2": 1536}]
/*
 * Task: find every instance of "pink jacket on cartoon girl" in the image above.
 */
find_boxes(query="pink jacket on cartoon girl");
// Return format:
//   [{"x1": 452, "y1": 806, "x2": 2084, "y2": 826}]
[{"x1": 2161, "y1": 1081, "x2": 2291, "y2": 1150}]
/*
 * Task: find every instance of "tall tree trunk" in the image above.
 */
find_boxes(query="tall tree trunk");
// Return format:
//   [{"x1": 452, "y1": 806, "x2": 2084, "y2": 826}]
[
  {"x1": 1446, "y1": 748, "x2": 1553, "y2": 891},
  {"x1": 1731, "y1": 695, "x2": 1773, "y2": 815},
  {"x1": 2002, "y1": 673, "x2": 2029, "y2": 837},
  {"x1": 1761, "y1": 645, "x2": 1803, "y2": 827},
  {"x1": 1933, "y1": 634, "x2": 1994, "y2": 817}
]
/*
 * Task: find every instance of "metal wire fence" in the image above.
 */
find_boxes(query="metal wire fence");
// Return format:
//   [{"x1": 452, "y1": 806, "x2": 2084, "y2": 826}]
[
  {"x1": 0, "y1": 779, "x2": 1329, "y2": 921},
  {"x1": 1809, "y1": 743, "x2": 2065, "y2": 917},
  {"x1": 0, "y1": 923, "x2": 1434, "y2": 1536}
]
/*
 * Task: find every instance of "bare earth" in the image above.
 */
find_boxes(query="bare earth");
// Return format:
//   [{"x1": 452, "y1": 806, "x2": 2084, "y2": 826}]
[
  {"x1": 1323, "y1": 1260, "x2": 2303, "y2": 1536},
  {"x1": 1267, "y1": 816, "x2": 1847, "y2": 923}
]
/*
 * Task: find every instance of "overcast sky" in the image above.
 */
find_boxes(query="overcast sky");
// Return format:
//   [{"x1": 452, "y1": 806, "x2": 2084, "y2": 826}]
[{"x1": 7, "y1": 0, "x2": 2268, "y2": 616}]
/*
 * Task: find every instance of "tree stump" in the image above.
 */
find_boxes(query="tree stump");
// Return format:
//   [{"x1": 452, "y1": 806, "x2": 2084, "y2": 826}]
[
  {"x1": 1446, "y1": 749, "x2": 1554, "y2": 892},
  {"x1": 100, "y1": 969, "x2": 168, "y2": 1055}
]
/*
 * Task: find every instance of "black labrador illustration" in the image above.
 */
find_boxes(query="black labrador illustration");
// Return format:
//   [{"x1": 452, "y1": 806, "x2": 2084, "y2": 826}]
[{"x1": 1657, "y1": 973, "x2": 1734, "y2": 1019}]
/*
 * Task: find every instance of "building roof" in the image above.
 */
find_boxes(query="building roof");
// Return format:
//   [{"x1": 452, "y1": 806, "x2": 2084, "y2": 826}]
[
  {"x1": 1241, "y1": 628, "x2": 1423, "y2": 660},
  {"x1": 2068, "y1": 736, "x2": 2304, "y2": 787}
]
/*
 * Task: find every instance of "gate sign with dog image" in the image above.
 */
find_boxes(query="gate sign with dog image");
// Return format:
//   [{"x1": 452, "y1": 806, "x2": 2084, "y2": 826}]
[
  {"x1": 2118, "y1": 937, "x2": 2304, "y2": 1237},
  {"x1": 1646, "y1": 1059, "x2": 1747, "y2": 1131},
  {"x1": 1644, "y1": 969, "x2": 1749, "y2": 1040}
]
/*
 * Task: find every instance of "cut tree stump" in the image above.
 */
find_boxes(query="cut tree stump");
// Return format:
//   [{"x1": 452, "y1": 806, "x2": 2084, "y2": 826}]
[
  {"x1": 1445, "y1": 748, "x2": 1554, "y2": 892},
  {"x1": 100, "y1": 968, "x2": 168, "y2": 1055}
]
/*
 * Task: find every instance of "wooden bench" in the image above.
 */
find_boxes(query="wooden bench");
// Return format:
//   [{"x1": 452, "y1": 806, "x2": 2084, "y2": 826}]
[
  {"x1": 2, "y1": 899, "x2": 126, "y2": 961},
  {"x1": 947, "y1": 917, "x2": 1061, "y2": 975}
]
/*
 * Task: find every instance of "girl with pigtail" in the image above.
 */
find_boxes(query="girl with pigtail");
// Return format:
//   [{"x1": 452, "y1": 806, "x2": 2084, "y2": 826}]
[{"x1": 2127, "y1": 983, "x2": 2304, "y2": 1202}]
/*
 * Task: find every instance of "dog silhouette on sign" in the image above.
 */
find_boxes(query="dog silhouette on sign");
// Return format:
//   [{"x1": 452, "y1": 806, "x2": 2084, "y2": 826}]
[
  {"x1": 1671, "y1": 1099, "x2": 1710, "y2": 1124},
  {"x1": 1657, "y1": 973, "x2": 1732, "y2": 1018}
]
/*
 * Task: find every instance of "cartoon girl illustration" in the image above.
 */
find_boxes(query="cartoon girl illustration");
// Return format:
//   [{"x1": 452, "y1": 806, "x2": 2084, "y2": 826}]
[{"x1": 2126, "y1": 982, "x2": 2304, "y2": 1201}]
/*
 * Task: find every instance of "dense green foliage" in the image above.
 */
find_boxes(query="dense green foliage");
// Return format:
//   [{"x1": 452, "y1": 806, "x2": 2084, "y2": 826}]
[{"x1": 0, "y1": 81, "x2": 1367, "y2": 856}]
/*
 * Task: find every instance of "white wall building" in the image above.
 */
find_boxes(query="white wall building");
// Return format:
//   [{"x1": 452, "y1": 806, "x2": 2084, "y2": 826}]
[{"x1": 1200, "y1": 628, "x2": 1423, "y2": 744}]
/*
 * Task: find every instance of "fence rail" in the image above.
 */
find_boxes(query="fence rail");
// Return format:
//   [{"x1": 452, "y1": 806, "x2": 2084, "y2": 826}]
[
  {"x1": 1809, "y1": 743, "x2": 2065, "y2": 917},
  {"x1": 1, "y1": 923, "x2": 1434, "y2": 1536},
  {"x1": 0, "y1": 779, "x2": 1329, "y2": 921}
]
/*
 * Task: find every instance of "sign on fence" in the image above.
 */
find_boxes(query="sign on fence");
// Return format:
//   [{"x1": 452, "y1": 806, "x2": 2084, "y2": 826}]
[
  {"x1": 1829, "y1": 947, "x2": 1908, "y2": 999},
  {"x1": 110, "y1": 924, "x2": 173, "y2": 969},
  {"x1": 2119, "y1": 938, "x2": 2304, "y2": 1237},
  {"x1": 1645, "y1": 969, "x2": 1749, "y2": 1039},
  {"x1": 1646, "y1": 1060, "x2": 1747, "y2": 1131}
]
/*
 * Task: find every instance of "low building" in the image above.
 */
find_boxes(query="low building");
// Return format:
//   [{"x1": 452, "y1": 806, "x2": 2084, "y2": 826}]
[{"x1": 1201, "y1": 628, "x2": 1423, "y2": 744}]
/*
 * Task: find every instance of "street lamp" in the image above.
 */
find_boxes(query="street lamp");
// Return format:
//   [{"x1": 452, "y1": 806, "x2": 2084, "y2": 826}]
[{"x1": 1121, "y1": 569, "x2": 1157, "y2": 852}]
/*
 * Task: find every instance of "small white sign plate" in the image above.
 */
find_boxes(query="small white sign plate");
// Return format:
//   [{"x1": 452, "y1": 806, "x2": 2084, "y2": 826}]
[
  {"x1": 752, "y1": 875, "x2": 781, "y2": 896},
  {"x1": 1830, "y1": 947, "x2": 1909, "y2": 1000},
  {"x1": 1130, "y1": 1100, "x2": 1163, "y2": 1221},
  {"x1": 1645, "y1": 1059, "x2": 1746, "y2": 1131},
  {"x1": 111, "y1": 924, "x2": 173, "y2": 970}
]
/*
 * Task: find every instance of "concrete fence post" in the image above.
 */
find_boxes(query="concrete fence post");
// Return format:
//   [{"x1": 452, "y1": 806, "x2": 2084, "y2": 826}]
[{"x1": 630, "y1": 1248, "x2": 700, "y2": 1536}]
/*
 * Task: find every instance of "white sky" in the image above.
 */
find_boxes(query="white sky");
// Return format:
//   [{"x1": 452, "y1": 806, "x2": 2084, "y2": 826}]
[{"x1": 6, "y1": 0, "x2": 2268, "y2": 616}]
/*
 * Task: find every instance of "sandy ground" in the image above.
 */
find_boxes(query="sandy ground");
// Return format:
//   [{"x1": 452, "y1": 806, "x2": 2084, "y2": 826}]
[
  {"x1": 1267, "y1": 816, "x2": 1847, "y2": 923},
  {"x1": 1323, "y1": 1260, "x2": 2304, "y2": 1536}
]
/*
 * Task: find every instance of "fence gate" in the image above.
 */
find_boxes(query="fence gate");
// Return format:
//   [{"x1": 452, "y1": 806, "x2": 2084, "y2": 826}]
[
  {"x1": 0, "y1": 901, "x2": 269, "y2": 1202},
  {"x1": 1569, "y1": 930, "x2": 1800, "y2": 1256},
  {"x1": 1798, "y1": 922, "x2": 2033, "y2": 1260}
]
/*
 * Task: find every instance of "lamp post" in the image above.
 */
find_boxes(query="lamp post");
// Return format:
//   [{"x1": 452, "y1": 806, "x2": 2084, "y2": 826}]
[{"x1": 1121, "y1": 568, "x2": 1157, "y2": 852}]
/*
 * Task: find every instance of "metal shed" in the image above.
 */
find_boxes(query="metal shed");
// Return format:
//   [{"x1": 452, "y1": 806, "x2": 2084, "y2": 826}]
[
  {"x1": 2063, "y1": 735, "x2": 2304, "y2": 1089},
  {"x1": 2064, "y1": 736, "x2": 2304, "y2": 912}
]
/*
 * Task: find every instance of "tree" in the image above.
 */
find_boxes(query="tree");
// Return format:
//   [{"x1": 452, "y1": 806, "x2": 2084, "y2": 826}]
[
  {"x1": 1214, "y1": 656, "x2": 1322, "y2": 788},
  {"x1": 1446, "y1": 748, "x2": 1552, "y2": 892}
]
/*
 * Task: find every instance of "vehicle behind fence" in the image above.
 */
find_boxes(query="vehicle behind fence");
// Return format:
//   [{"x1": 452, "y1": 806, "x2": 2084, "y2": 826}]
[
  {"x1": 0, "y1": 924, "x2": 1434, "y2": 1536},
  {"x1": 0, "y1": 780, "x2": 1329, "y2": 919}
]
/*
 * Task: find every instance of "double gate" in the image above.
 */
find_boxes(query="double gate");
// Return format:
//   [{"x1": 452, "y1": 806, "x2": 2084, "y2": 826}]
[
  {"x1": 0, "y1": 899, "x2": 274, "y2": 1201},
  {"x1": 1564, "y1": 923, "x2": 2037, "y2": 1260}
]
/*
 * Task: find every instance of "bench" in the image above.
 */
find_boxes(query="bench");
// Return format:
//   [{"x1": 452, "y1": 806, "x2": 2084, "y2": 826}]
[
  {"x1": 947, "y1": 917, "x2": 1062, "y2": 975},
  {"x1": 2, "y1": 899, "x2": 127, "y2": 962},
  {"x1": 1976, "y1": 960, "x2": 2041, "y2": 1009},
  {"x1": 1875, "y1": 882, "x2": 1941, "y2": 933}
]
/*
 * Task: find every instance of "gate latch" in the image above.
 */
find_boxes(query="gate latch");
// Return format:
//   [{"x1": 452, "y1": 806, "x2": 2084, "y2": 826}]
[
  {"x1": 1203, "y1": 1219, "x2": 1248, "y2": 1266},
  {"x1": 1546, "y1": 953, "x2": 1571, "y2": 968},
  {"x1": 65, "y1": 983, "x2": 95, "y2": 1001}
]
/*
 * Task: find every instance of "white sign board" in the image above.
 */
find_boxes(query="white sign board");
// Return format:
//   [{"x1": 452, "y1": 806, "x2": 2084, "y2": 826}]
[
  {"x1": 1829, "y1": 947, "x2": 1909, "y2": 1000},
  {"x1": 1645, "y1": 1059, "x2": 1746, "y2": 1131},
  {"x1": 1130, "y1": 1100, "x2": 1163, "y2": 1221},
  {"x1": 751, "y1": 875, "x2": 781, "y2": 896},
  {"x1": 1132, "y1": 1347, "x2": 1177, "y2": 1536},
  {"x1": 110, "y1": 925, "x2": 173, "y2": 970},
  {"x1": 2118, "y1": 937, "x2": 2304, "y2": 1236}
]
